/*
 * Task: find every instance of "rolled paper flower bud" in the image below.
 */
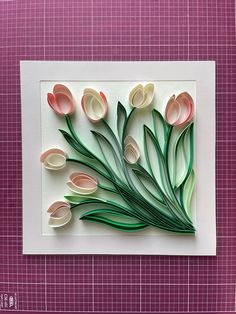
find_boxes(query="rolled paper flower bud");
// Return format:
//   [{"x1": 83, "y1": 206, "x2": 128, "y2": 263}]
[
  {"x1": 124, "y1": 136, "x2": 141, "y2": 164},
  {"x1": 129, "y1": 83, "x2": 154, "y2": 108},
  {"x1": 47, "y1": 201, "x2": 72, "y2": 228},
  {"x1": 40, "y1": 148, "x2": 67, "y2": 170},
  {"x1": 165, "y1": 92, "x2": 194, "y2": 127},
  {"x1": 81, "y1": 88, "x2": 108, "y2": 122},
  {"x1": 66, "y1": 172, "x2": 98, "y2": 195},
  {"x1": 47, "y1": 84, "x2": 74, "y2": 116}
]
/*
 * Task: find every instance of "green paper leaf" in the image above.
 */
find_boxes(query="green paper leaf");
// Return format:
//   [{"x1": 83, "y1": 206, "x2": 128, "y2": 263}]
[
  {"x1": 64, "y1": 195, "x2": 95, "y2": 204},
  {"x1": 59, "y1": 129, "x2": 93, "y2": 158},
  {"x1": 173, "y1": 123, "x2": 194, "y2": 188},
  {"x1": 143, "y1": 125, "x2": 171, "y2": 197},
  {"x1": 67, "y1": 197, "x2": 136, "y2": 217},
  {"x1": 91, "y1": 130, "x2": 125, "y2": 181},
  {"x1": 180, "y1": 170, "x2": 195, "y2": 216},
  {"x1": 117, "y1": 101, "x2": 127, "y2": 141},
  {"x1": 80, "y1": 208, "x2": 133, "y2": 219},
  {"x1": 80, "y1": 209, "x2": 148, "y2": 231},
  {"x1": 152, "y1": 109, "x2": 168, "y2": 153},
  {"x1": 132, "y1": 167, "x2": 164, "y2": 205}
]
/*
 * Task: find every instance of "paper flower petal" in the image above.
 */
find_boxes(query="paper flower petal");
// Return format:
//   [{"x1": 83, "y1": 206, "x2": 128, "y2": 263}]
[
  {"x1": 165, "y1": 92, "x2": 194, "y2": 126},
  {"x1": 175, "y1": 92, "x2": 194, "y2": 125},
  {"x1": 53, "y1": 84, "x2": 73, "y2": 99},
  {"x1": 54, "y1": 92, "x2": 74, "y2": 115},
  {"x1": 47, "y1": 201, "x2": 69, "y2": 214},
  {"x1": 82, "y1": 88, "x2": 108, "y2": 122},
  {"x1": 47, "y1": 201, "x2": 72, "y2": 228},
  {"x1": 129, "y1": 83, "x2": 154, "y2": 108},
  {"x1": 40, "y1": 148, "x2": 67, "y2": 170},
  {"x1": 124, "y1": 136, "x2": 140, "y2": 164},
  {"x1": 47, "y1": 93, "x2": 62, "y2": 114},
  {"x1": 141, "y1": 83, "x2": 155, "y2": 108},
  {"x1": 67, "y1": 172, "x2": 98, "y2": 194},
  {"x1": 129, "y1": 84, "x2": 144, "y2": 108},
  {"x1": 165, "y1": 95, "x2": 179, "y2": 125}
]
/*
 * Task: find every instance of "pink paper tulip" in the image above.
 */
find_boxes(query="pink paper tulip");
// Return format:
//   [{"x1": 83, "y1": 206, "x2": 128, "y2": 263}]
[
  {"x1": 165, "y1": 92, "x2": 194, "y2": 127},
  {"x1": 47, "y1": 84, "x2": 75, "y2": 116}
]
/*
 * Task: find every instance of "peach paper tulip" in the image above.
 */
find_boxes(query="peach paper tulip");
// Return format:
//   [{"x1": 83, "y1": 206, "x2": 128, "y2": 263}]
[{"x1": 66, "y1": 172, "x2": 98, "y2": 195}]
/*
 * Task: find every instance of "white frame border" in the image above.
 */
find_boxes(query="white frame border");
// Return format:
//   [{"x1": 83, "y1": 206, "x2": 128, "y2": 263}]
[{"x1": 21, "y1": 61, "x2": 216, "y2": 255}]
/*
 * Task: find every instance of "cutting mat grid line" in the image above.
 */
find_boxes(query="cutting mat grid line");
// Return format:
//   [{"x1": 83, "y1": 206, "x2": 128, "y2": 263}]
[{"x1": 0, "y1": 0, "x2": 235, "y2": 313}]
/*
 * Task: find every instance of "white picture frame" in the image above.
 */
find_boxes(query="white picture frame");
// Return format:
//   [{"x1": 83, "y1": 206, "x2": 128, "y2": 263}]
[{"x1": 21, "y1": 61, "x2": 216, "y2": 255}]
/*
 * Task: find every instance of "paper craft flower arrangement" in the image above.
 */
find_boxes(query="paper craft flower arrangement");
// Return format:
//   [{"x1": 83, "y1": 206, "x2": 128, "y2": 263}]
[{"x1": 41, "y1": 83, "x2": 195, "y2": 233}]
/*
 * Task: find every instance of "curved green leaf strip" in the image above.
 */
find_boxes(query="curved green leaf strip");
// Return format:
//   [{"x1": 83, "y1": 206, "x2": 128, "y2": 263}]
[
  {"x1": 121, "y1": 107, "x2": 135, "y2": 144},
  {"x1": 66, "y1": 197, "x2": 138, "y2": 217},
  {"x1": 173, "y1": 123, "x2": 194, "y2": 188},
  {"x1": 132, "y1": 167, "x2": 165, "y2": 204},
  {"x1": 91, "y1": 130, "x2": 125, "y2": 181},
  {"x1": 180, "y1": 170, "x2": 195, "y2": 216},
  {"x1": 152, "y1": 109, "x2": 168, "y2": 153},
  {"x1": 143, "y1": 125, "x2": 171, "y2": 198},
  {"x1": 59, "y1": 129, "x2": 93, "y2": 158},
  {"x1": 80, "y1": 209, "x2": 148, "y2": 231},
  {"x1": 64, "y1": 195, "x2": 99, "y2": 204},
  {"x1": 80, "y1": 208, "x2": 136, "y2": 220},
  {"x1": 117, "y1": 101, "x2": 127, "y2": 142}
]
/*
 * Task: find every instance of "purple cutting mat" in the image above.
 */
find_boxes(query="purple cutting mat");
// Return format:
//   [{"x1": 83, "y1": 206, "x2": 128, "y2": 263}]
[{"x1": 0, "y1": 0, "x2": 235, "y2": 313}]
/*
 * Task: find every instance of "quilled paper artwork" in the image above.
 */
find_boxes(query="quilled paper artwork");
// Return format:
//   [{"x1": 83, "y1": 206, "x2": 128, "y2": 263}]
[{"x1": 41, "y1": 83, "x2": 195, "y2": 234}]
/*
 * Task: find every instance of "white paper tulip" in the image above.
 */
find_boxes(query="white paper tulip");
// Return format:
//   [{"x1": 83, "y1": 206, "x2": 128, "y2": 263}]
[
  {"x1": 47, "y1": 201, "x2": 72, "y2": 228},
  {"x1": 40, "y1": 148, "x2": 67, "y2": 170},
  {"x1": 124, "y1": 136, "x2": 141, "y2": 164},
  {"x1": 81, "y1": 88, "x2": 108, "y2": 122},
  {"x1": 129, "y1": 83, "x2": 154, "y2": 108}
]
